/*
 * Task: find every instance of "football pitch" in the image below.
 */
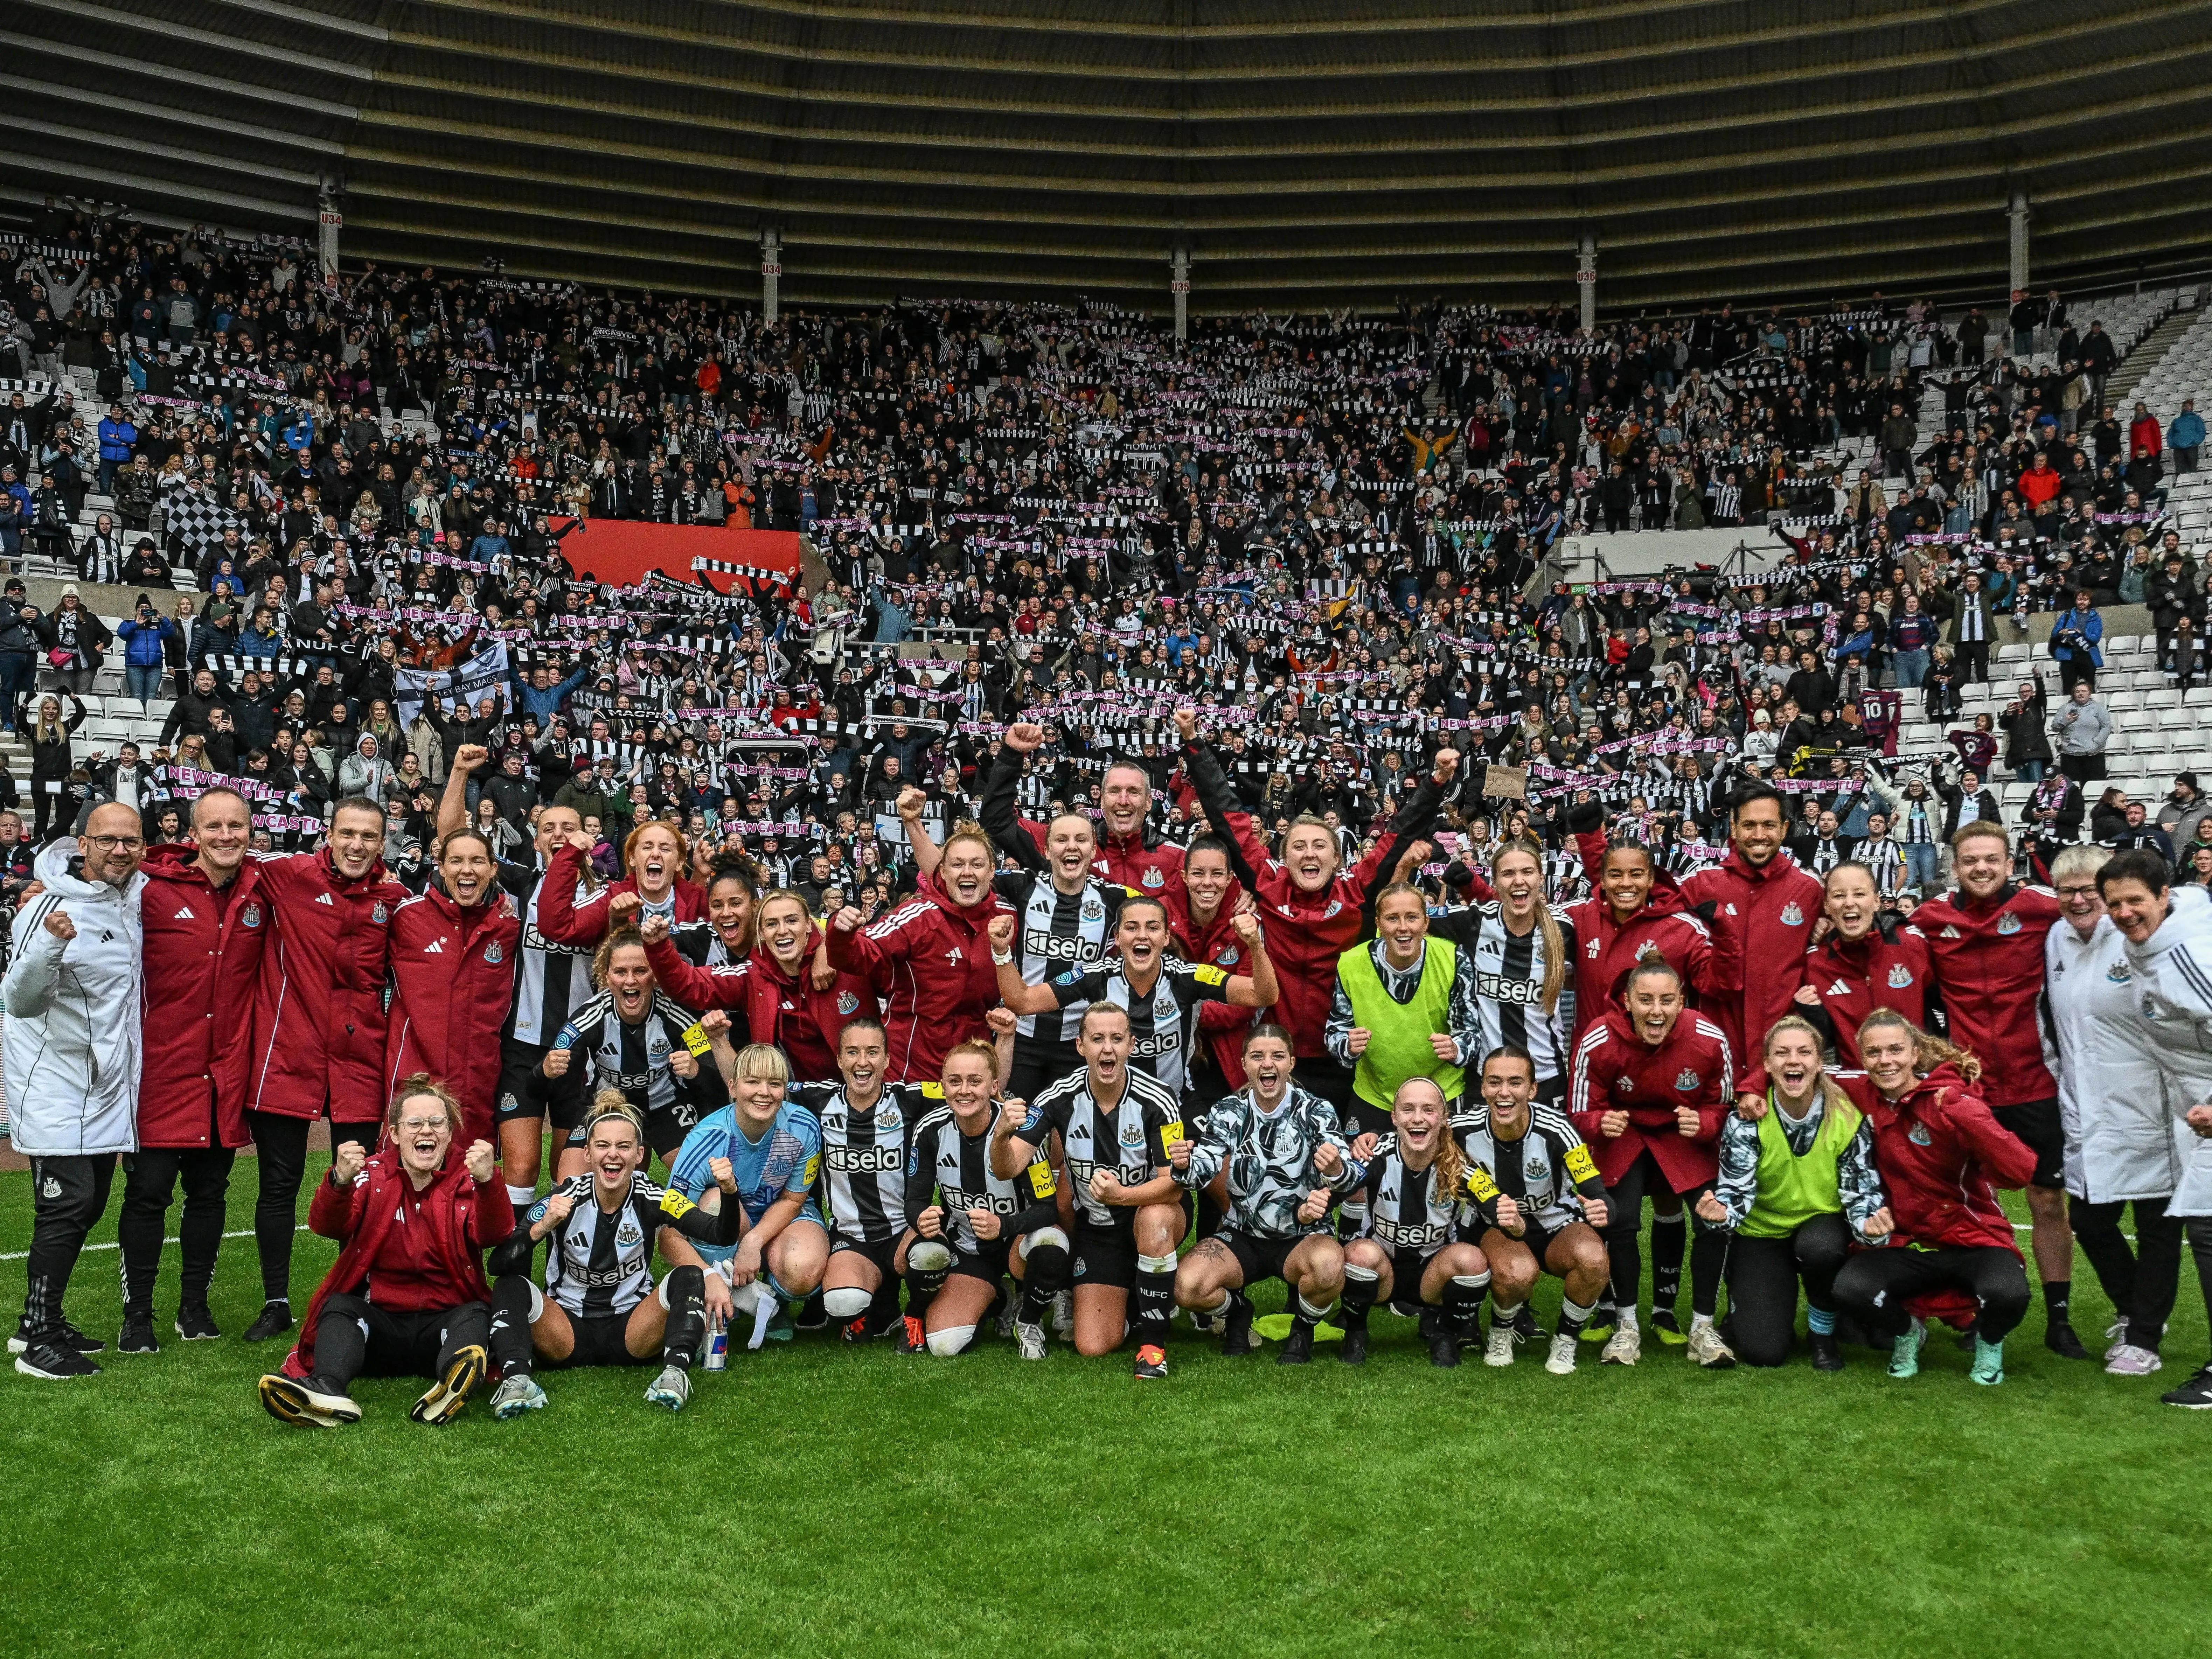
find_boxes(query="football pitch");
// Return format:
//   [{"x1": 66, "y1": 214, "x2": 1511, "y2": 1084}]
[{"x1": 1, "y1": 1159, "x2": 2206, "y2": 1659}]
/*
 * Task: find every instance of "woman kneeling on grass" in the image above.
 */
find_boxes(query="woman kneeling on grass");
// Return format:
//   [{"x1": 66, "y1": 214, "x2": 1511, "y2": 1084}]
[
  {"x1": 485, "y1": 1095, "x2": 745, "y2": 1418},
  {"x1": 1829, "y1": 1010, "x2": 2037, "y2": 1386},
  {"x1": 258, "y1": 1076, "x2": 510, "y2": 1429},
  {"x1": 1702, "y1": 1017, "x2": 1894, "y2": 1371}
]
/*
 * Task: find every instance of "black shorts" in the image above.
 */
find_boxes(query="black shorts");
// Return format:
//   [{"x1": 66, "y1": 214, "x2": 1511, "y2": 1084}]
[
  {"x1": 1994, "y1": 1097, "x2": 2065, "y2": 1188},
  {"x1": 947, "y1": 1203, "x2": 1060, "y2": 1284},
  {"x1": 1222, "y1": 1229, "x2": 1323, "y2": 1288},
  {"x1": 549, "y1": 1307, "x2": 651, "y2": 1369},
  {"x1": 1483, "y1": 1217, "x2": 1567, "y2": 1273},
  {"x1": 829, "y1": 1232, "x2": 903, "y2": 1280},
  {"x1": 1343, "y1": 1096, "x2": 1397, "y2": 1144},
  {"x1": 1072, "y1": 1220, "x2": 1138, "y2": 1291},
  {"x1": 497, "y1": 1037, "x2": 587, "y2": 1131}
]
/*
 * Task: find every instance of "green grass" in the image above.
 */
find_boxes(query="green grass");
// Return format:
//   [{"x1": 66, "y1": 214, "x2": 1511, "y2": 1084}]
[{"x1": 0, "y1": 1157, "x2": 2207, "y2": 1659}]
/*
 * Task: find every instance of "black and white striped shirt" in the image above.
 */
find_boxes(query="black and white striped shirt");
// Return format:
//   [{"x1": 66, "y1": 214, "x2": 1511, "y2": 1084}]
[
  {"x1": 905, "y1": 1105, "x2": 1058, "y2": 1255},
  {"x1": 1435, "y1": 903, "x2": 1577, "y2": 1085},
  {"x1": 500, "y1": 861, "x2": 598, "y2": 1048},
  {"x1": 1045, "y1": 956, "x2": 1236, "y2": 1100},
  {"x1": 1017, "y1": 1064, "x2": 1183, "y2": 1230},
  {"x1": 1355, "y1": 1133, "x2": 1462, "y2": 1260},
  {"x1": 791, "y1": 1078, "x2": 934, "y2": 1244},
  {"x1": 554, "y1": 990, "x2": 711, "y2": 1130},
  {"x1": 996, "y1": 870, "x2": 1126, "y2": 1056},
  {"x1": 1454, "y1": 1102, "x2": 1607, "y2": 1233},
  {"x1": 526, "y1": 1171, "x2": 733, "y2": 1318}
]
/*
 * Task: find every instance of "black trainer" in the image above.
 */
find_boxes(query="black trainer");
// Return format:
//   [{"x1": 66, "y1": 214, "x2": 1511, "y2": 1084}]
[
  {"x1": 1512, "y1": 1306, "x2": 1547, "y2": 1343},
  {"x1": 9, "y1": 1317, "x2": 102, "y2": 1356},
  {"x1": 1220, "y1": 1291, "x2": 1260, "y2": 1357},
  {"x1": 14, "y1": 1338, "x2": 99, "y2": 1380},
  {"x1": 117, "y1": 1307, "x2": 160, "y2": 1355},
  {"x1": 2045, "y1": 1319, "x2": 2090, "y2": 1360},
  {"x1": 2161, "y1": 1362, "x2": 2212, "y2": 1409},
  {"x1": 174, "y1": 1302, "x2": 221, "y2": 1341},
  {"x1": 1809, "y1": 1331, "x2": 1845, "y2": 1372},
  {"x1": 1338, "y1": 1325, "x2": 1369, "y2": 1366},
  {"x1": 1430, "y1": 1326, "x2": 1462, "y2": 1368},
  {"x1": 1276, "y1": 1321, "x2": 1315, "y2": 1365},
  {"x1": 242, "y1": 1302, "x2": 294, "y2": 1344},
  {"x1": 794, "y1": 1288, "x2": 827, "y2": 1332}
]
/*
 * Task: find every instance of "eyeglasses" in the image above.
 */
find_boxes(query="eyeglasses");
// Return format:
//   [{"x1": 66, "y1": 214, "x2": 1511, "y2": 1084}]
[
  {"x1": 87, "y1": 835, "x2": 144, "y2": 852},
  {"x1": 2056, "y1": 885, "x2": 2101, "y2": 900},
  {"x1": 394, "y1": 1118, "x2": 450, "y2": 1136}
]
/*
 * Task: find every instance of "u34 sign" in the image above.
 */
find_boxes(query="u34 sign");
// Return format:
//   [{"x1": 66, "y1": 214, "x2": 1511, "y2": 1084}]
[{"x1": 761, "y1": 262, "x2": 783, "y2": 277}]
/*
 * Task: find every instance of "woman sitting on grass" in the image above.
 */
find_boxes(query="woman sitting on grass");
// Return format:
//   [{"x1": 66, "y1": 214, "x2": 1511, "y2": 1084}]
[
  {"x1": 257, "y1": 1076, "x2": 509, "y2": 1429},
  {"x1": 485, "y1": 1094, "x2": 745, "y2": 1418}
]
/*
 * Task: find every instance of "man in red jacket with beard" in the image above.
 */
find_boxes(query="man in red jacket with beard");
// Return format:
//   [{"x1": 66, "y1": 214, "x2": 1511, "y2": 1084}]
[
  {"x1": 1570, "y1": 960, "x2": 1737, "y2": 1369},
  {"x1": 116, "y1": 787, "x2": 267, "y2": 1353},
  {"x1": 1911, "y1": 821, "x2": 2082, "y2": 1357},
  {"x1": 997, "y1": 725, "x2": 1185, "y2": 899},
  {"x1": 1679, "y1": 782, "x2": 1824, "y2": 1062},
  {"x1": 238, "y1": 795, "x2": 409, "y2": 1346}
]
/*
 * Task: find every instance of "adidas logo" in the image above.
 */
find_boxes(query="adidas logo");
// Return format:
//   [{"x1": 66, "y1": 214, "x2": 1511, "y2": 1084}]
[
  {"x1": 174, "y1": 904, "x2": 195, "y2": 920},
  {"x1": 315, "y1": 893, "x2": 335, "y2": 906},
  {"x1": 423, "y1": 939, "x2": 445, "y2": 954},
  {"x1": 1939, "y1": 925, "x2": 1961, "y2": 939},
  {"x1": 1827, "y1": 979, "x2": 1849, "y2": 996}
]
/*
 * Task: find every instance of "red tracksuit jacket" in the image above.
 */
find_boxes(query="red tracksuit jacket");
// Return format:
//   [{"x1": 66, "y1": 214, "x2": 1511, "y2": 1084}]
[
  {"x1": 1795, "y1": 919, "x2": 1934, "y2": 1067},
  {"x1": 644, "y1": 930, "x2": 877, "y2": 1085},
  {"x1": 1832, "y1": 1064, "x2": 2035, "y2": 1252},
  {"x1": 1566, "y1": 830, "x2": 1740, "y2": 1050},
  {"x1": 384, "y1": 884, "x2": 524, "y2": 1145},
  {"x1": 534, "y1": 843, "x2": 707, "y2": 945},
  {"x1": 1910, "y1": 882, "x2": 2059, "y2": 1108},
  {"x1": 1173, "y1": 895, "x2": 1258, "y2": 1090},
  {"x1": 1568, "y1": 1006, "x2": 1734, "y2": 1190},
  {"x1": 245, "y1": 849, "x2": 408, "y2": 1125},
  {"x1": 284, "y1": 1153, "x2": 510, "y2": 1378},
  {"x1": 1185, "y1": 738, "x2": 1439, "y2": 1058},
  {"x1": 137, "y1": 847, "x2": 269, "y2": 1150},
  {"x1": 1679, "y1": 845, "x2": 1824, "y2": 1060},
  {"x1": 826, "y1": 876, "x2": 1014, "y2": 1082}
]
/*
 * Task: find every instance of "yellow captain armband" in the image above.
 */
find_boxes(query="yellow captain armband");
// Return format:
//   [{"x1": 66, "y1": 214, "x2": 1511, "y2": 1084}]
[
  {"x1": 1563, "y1": 1143, "x2": 1599, "y2": 1185},
  {"x1": 658, "y1": 1188, "x2": 697, "y2": 1221},
  {"x1": 1192, "y1": 964, "x2": 1230, "y2": 987},
  {"x1": 1027, "y1": 1160, "x2": 1057, "y2": 1199},
  {"x1": 802, "y1": 1153, "x2": 820, "y2": 1186},
  {"x1": 920, "y1": 1082, "x2": 945, "y2": 1099},
  {"x1": 1466, "y1": 1167, "x2": 1501, "y2": 1203},
  {"x1": 678, "y1": 1023, "x2": 713, "y2": 1058},
  {"x1": 1159, "y1": 1120, "x2": 1185, "y2": 1153}
]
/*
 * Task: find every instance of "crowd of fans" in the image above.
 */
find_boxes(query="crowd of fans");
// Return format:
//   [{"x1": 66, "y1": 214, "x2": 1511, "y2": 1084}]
[{"x1": 0, "y1": 195, "x2": 2207, "y2": 1417}]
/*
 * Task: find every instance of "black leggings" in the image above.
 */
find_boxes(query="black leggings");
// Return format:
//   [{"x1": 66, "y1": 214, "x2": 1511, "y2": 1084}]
[
  {"x1": 2070, "y1": 1194, "x2": 2187, "y2": 1351},
  {"x1": 309, "y1": 1292, "x2": 491, "y2": 1388},
  {"x1": 1604, "y1": 1150, "x2": 1725, "y2": 1318},
  {"x1": 1832, "y1": 1244, "x2": 2032, "y2": 1343},
  {"x1": 248, "y1": 1112, "x2": 378, "y2": 1304},
  {"x1": 117, "y1": 1145, "x2": 237, "y2": 1310},
  {"x1": 19, "y1": 1154, "x2": 115, "y2": 1338},
  {"x1": 1723, "y1": 1213, "x2": 1851, "y2": 1367}
]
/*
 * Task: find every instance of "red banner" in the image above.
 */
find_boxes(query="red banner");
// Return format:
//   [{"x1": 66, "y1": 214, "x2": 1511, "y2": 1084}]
[{"x1": 549, "y1": 519, "x2": 802, "y2": 595}]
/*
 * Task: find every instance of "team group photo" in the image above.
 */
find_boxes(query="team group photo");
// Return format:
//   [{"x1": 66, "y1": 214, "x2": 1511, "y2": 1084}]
[{"x1": 5, "y1": 5, "x2": 2211, "y2": 1655}]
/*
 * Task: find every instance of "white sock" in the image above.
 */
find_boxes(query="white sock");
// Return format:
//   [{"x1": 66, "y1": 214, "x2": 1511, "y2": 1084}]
[
  {"x1": 1618, "y1": 1306, "x2": 1640, "y2": 1332},
  {"x1": 505, "y1": 1183, "x2": 536, "y2": 1208},
  {"x1": 1691, "y1": 1311, "x2": 1714, "y2": 1336}
]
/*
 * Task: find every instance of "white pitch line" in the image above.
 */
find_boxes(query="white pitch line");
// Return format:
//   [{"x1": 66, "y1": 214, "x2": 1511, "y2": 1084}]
[{"x1": 0, "y1": 1224, "x2": 308, "y2": 1263}]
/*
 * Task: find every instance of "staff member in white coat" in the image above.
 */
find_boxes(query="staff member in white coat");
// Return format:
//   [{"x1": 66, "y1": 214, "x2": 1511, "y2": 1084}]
[
  {"x1": 2044, "y1": 845, "x2": 2187, "y2": 1379},
  {"x1": 2100, "y1": 848, "x2": 2212, "y2": 1409},
  {"x1": 5, "y1": 803, "x2": 146, "y2": 1380}
]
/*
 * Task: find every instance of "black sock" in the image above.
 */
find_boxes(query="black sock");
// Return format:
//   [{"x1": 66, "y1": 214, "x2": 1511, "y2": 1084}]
[
  {"x1": 1442, "y1": 1272, "x2": 1490, "y2": 1330},
  {"x1": 905, "y1": 1262, "x2": 948, "y2": 1319},
  {"x1": 867, "y1": 1276, "x2": 903, "y2": 1332},
  {"x1": 1015, "y1": 1241, "x2": 1069, "y2": 1325},
  {"x1": 488, "y1": 1275, "x2": 536, "y2": 1376},
  {"x1": 2043, "y1": 1279, "x2": 2072, "y2": 1325},
  {"x1": 1291, "y1": 1293, "x2": 1331, "y2": 1332},
  {"x1": 661, "y1": 1265, "x2": 705, "y2": 1369},
  {"x1": 1340, "y1": 1265, "x2": 1381, "y2": 1330},
  {"x1": 1559, "y1": 1295, "x2": 1597, "y2": 1340},
  {"x1": 1689, "y1": 1225, "x2": 1727, "y2": 1319},
  {"x1": 1651, "y1": 1211, "x2": 1686, "y2": 1309},
  {"x1": 1132, "y1": 1257, "x2": 1177, "y2": 1348}
]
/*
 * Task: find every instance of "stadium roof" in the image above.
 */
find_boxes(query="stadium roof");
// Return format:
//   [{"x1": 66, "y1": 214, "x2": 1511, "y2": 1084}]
[{"x1": 12, "y1": 0, "x2": 2212, "y2": 312}]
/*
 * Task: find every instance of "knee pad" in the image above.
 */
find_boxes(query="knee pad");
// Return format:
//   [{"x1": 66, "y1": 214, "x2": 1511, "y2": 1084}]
[
  {"x1": 1020, "y1": 1225, "x2": 1070, "y2": 1259},
  {"x1": 907, "y1": 1240, "x2": 952, "y2": 1273},
  {"x1": 822, "y1": 1287, "x2": 875, "y2": 1319},
  {"x1": 925, "y1": 1325, "x2": 975, "y2": 1358},
  {"x1": 527, "y1": 1281, "x2": 545, "y2": 1323}
]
